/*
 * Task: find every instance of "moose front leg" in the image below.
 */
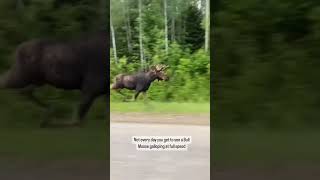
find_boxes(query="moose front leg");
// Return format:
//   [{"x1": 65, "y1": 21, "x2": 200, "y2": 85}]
[
  {"x1": 133, "y1": 91, "x2": 141, "y2": 101},
  {"x1": 72, "y1": 93, "x2": 97, "y2": 126}
]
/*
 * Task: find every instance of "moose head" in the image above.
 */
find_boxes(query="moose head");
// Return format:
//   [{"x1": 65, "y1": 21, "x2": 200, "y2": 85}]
[{"x1": 149, "y1": 64, "x2": 170, "y2": 81}]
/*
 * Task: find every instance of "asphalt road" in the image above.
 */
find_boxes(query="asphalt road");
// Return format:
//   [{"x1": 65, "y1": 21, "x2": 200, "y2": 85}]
[{"x1": 110, "y1": 122, "x2": 210, "y2": 180}]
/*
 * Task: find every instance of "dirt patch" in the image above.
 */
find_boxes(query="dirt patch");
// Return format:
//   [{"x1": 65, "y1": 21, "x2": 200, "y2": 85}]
[{"x1": 111, "y1": 112, "x2": 210, "y2": 126}]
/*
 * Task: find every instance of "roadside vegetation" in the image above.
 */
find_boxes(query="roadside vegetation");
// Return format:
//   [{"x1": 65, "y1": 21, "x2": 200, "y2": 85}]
[{"x1": 110, "y1": 0, "x2": 210, "y2": 103}]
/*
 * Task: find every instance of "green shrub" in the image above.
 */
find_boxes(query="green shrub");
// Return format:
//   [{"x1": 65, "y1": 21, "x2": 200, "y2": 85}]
[{"x1": 110, "y1": 45, "x2": 210, "y2": 102}]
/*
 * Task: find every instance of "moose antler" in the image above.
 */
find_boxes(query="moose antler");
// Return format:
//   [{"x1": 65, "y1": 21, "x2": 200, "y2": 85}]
[{"x1": 155, "y1": 64, "x2": 169, "y2": 71}]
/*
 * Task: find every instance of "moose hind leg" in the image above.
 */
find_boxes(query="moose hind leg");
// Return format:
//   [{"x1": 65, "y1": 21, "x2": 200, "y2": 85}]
[
  {"x1": 40, "y1": 93, "x2": 97, "y2": 128},
  {"x1": 115, "y1": 89, "x2": 128, "y2": 102},
  {"x1": 116, "y1": 89, "x2": 126, "y2": 96},
  {"x1": 20, "y1": 86, "x2": 49, "y2": 109},
  {"x1": 20, "y1": 86, "x2": 54, "y2": 127}
]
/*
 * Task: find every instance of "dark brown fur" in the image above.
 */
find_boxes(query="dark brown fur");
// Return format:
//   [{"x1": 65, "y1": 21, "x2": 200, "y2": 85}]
[
  {"x1": 0, "y1": 31, "x2": 108, "y2": 127},
  {"x1": 111, "y1": 65, "x2": 169, "y2": 101}
]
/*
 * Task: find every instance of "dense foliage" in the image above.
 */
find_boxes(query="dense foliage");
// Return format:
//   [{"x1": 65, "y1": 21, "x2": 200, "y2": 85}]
[
  {"x1": 213, "y1": 0, "x2": 320, "y2": 128},
  {"x1": 110, "y1": 0, "x2": 210, "y2": 102}
]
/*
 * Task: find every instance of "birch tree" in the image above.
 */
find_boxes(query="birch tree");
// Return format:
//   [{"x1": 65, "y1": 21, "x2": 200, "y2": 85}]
[
  {"x1": 164, "y1": 0, "x2": 168, "y2": 54},
  {"x1": 171, "y1": 7, "x2": 176, "y2": 41},
  {"x1": 138, "y1": 0, "x2": 145, "y2": 67},
  {"x1": 110, "y1": 16, "x2": 118, "y2": 63},
  {"x1": 122, "y1": 0, "x2": 132, "y2": 54},
  {"x1": 169, "y1": 1, "x2": 178, "y2": 42},
  {"x1": 204, "y1": 0, "x2": 210, "y2": 52}
]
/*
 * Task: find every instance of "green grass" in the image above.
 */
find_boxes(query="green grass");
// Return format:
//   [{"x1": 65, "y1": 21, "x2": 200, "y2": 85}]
[
  {"x1": 110, "y1": 101, "x2": 210, "y2": 114},
  {"x1": 0, "y1": 125, "x2": 108, "y2": 161},
  {"x1": 213, "y1": 128, "x2": 320, "y2": 166},
  {"x1": 0, "y1": 92, "x2": 108, "y2": 161}
]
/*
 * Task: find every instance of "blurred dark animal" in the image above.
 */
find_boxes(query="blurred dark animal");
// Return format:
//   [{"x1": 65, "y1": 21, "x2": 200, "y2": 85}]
[
  {"x1": 111, "y1": 64, "x2": 169, "y2": 101},
  {"x1": 0, "y1": 31, "x2": 108, "y2": 127}
]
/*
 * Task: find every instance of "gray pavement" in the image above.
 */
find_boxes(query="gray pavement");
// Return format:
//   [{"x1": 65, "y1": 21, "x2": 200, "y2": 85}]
[{"x1": 110, "y1": 122, "x2": 210, "y2": 180}]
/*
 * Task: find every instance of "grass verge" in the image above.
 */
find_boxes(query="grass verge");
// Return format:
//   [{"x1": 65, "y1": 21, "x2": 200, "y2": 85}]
[
  {"x1": 110, "y1": 101, "x2": 210, "y2": 114},
  {"x1": 0, "y1": 124, "x2": 107, "y2": 161}
]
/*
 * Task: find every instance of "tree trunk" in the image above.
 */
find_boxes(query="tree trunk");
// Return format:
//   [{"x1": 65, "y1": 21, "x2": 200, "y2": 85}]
[
  {"x1": 138, "y1": 0, "x2": 145, "y2": 68},
  {"x1": 205, "y1": 0, "x2": 210, "y2": 52},
  {"x1": 110, "y1": 17, "x2": 118, "y2": 63},
  {"x1": 182, "y1": 15, "x2": 186, "y2": 44},
  {"x1": 164, "y1": 0, "x2": 168, "y2": 55},
  {"x1": 177, "y1": 6, "x2": 182, "y2": 43},
  {"x1": 171, "y1": 16, "x2": 175, "y2": 41},
  {"x1": 122, "y1": 0, "x2": 132, "y2": 54}
]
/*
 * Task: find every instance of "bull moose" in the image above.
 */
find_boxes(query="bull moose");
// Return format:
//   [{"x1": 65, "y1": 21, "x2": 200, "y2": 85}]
[
  {"x1": 111, "y1": 64, "x2": 169, "y2": 101},
  {"x1": 0, "y1": 31, "x2": 108, "y2": 127}
]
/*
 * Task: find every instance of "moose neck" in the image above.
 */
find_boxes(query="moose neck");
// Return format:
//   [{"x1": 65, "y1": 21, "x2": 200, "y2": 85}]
[{"x1": 145, "y1": 71, "x2": 158, "y2": 83}]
